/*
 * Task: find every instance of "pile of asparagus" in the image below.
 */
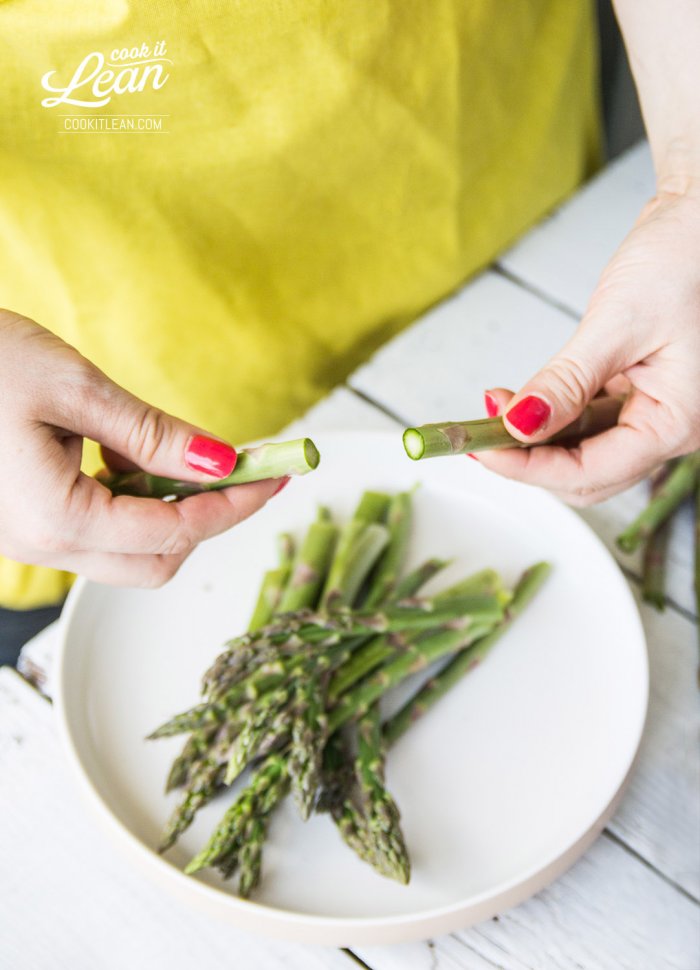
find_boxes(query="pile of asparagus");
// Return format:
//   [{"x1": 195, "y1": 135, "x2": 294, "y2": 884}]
[
  {"x1": 615, "y1": 452, "x2": 700, "y2": 618},
  {"x1": 149, "y1": 490, "x2": 550, "y2": 897}
]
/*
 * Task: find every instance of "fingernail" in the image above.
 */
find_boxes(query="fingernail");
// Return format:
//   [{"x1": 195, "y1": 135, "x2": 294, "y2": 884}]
[
  {"x1": 185, "y1": 435, "x2": 237, "y2": 478},
  {"x1": 484, "y1": 391, "x2": 499, "y2": 418},
  {"x1": 505, "y1": 395, "x2": 551, "y2": 436},
  {"x1": 272, "y1": 476, "x2": 291, "y2": 496},
  {"x1": 467, "y1": 453, "x2": 479, "y2": 461}
]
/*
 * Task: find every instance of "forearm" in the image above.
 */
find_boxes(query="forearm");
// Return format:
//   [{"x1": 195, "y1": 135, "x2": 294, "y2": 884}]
[{"x1": 613, "y1": 0, "x2": 700, "y2": 192}]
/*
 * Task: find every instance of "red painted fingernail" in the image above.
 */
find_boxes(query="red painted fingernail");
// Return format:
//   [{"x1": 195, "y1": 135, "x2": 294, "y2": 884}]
[
  {"x1": 467, "y1": 453, "x2": 479, "y2": 461},
  {"x1": 185, "y1": 435, "x2": 237, "y2": 478},
  {"x1": 273, "y1": 476, "x2": 291, "y2": 496},
  {"x1": 484, "y1": 391, "x2": 499, "y2": 418},
  {"x1": 505, "y1": 395, "x2": 551, "y2": 436}
]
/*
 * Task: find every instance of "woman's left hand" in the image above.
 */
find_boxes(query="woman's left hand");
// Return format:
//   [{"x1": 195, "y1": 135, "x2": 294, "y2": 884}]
[{"x1": 477, "y1": 184, "x2": 700, "y2": 505}]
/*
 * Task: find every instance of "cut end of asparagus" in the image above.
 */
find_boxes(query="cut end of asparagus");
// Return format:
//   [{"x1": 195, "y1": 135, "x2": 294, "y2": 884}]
[
  {"x1": 403, "y1": 398, "x2": 626, "y2": 462},
  {"x1": 302, "y1": 437, "x2": 321, "y2": 472},
  {"x1": 403, "y1": 429, "x2": 426, "y2": 461}
]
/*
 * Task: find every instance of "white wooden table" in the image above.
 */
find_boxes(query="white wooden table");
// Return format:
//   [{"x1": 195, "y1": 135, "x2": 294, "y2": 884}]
[{"x1": 2, "y1": 141, "x2": 699, "y2": 970}]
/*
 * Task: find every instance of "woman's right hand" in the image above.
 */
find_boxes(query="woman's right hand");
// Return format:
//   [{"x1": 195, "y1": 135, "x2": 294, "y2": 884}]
[{"x1": 0, "y1": 310, "x2": 283, "y2": 587}]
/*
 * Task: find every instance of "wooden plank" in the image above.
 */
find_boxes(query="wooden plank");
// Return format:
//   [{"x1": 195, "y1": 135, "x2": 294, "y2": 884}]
[
  {"x1": 284, "y1": 384, "x2": 398, "y2": 436},
  {"x1": 607, "y1": 589, "x2": 700, "y2": 899},
  {"x1": 500, "y1": 141, "x2": 655, "y2": 316},
  {"x1": 348, "y1": 270, "x2": 697, "y2": 617},
  {"x1": 349, "y1": 270, "x2": 561, "y2": 424},
  {"x1": 354, "y1": 834, "x2": 699, "y2": 970},
  {"x1": 0, "y1": 668, "x2": 356, "y2": 970}
]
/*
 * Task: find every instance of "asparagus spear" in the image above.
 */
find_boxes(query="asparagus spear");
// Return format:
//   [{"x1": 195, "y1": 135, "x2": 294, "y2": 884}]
[
  {"x1": 354, "y1": 702, "x2": 410, "y2": 883},
  {"x1": 158, "y1": 718, "x2": 242, "y2": 851},
  {"x1": 617, "y1": 452, "x2": 700, "y2": 553},
  {"x1": 330, "y1": 791, "x2": 378, "y2": 867},
  {"x1": 320, "y1": 522, "x2": 389, "y2": 610},
  {"x1": 364, "y1": 492, "x2": 412, "y2": 608},
  {"x1": 248, "y1": 531, "x2": 297, "y2": 630},
  {"x1": 185, "y1": 753, "x2": 290, "y2": 879},
  {"x1": 288, "y1": 672, "x2": 328, "y2": 819},
  {"x1": 327, "y1": 569, "x2": 509, "y2": 700},
  {"x1": 352, "y1": 491, "x2": 392, "y2": 525},
  {"x1": 165, "y1": 724, "x2": 218, "y2": 792},
  {"x1": 248, "y1": 567, "x2": 291, "y2": 631},
  {"x1": 321, "y1": 723, "x2": 396, "y2": 880},
  {"x1": 383, "y1": 562, "x2": 551, "y2": 744},
  {"x1": 403, "y1": 396, "x2": 623, "y2": 460},
  {"x1": 277, "y1": 532, "x2": 296, "y2": 568},
  {"x1": 278, "y1": 511, "x2": 339, "y2": 612},
  {"x1": 391, "y1": 558, "x2": 449, "y2": 601},
  {"x1": 320, "y1": 492, "x2": 393, "y2": 609},
  {"x1": 316, "y1": 732, "x2": 355, "y2": 814},
  {"x1": 433, "y1": 567, "x2": 508, "y2": 603},
  {"x1": 641, "y1": 464, "x2": 675, "y2": 611},
  {"x1": 100, "y1": 437, "x2": 320, "y2": 498},
  {"x1": 223, "y1": 686, "x2": 292, "y2": 785},
  {"x1": 327, "y1": 622, "x2": 499, "y2": 734}
]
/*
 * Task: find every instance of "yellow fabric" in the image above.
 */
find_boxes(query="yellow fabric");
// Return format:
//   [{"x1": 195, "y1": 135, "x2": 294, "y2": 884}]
[{"x1": 0, "y1": 1, "x2": 600, "y2": 609}]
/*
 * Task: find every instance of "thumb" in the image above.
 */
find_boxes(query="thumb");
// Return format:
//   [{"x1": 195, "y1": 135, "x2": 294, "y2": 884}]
[
  {"x1": 502, "y1": 317, "x2": 629, "y2": 443},
  {"x1": 57, "y1": 363, "x2": 238, "y2": 482}
]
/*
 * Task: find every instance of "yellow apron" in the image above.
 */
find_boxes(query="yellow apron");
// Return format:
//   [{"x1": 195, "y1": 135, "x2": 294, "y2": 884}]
[{"x1": 0, "y1": 0, "x2": 600, "y2": 608}]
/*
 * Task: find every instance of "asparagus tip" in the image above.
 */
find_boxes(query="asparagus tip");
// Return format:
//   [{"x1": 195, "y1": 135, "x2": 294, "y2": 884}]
[{"x1": 183, "y1": 855, "x2": 207, "y2": 875}]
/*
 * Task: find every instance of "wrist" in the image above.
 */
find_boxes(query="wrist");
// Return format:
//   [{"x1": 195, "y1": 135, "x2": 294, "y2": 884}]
[{"x1": 655, "y1": 135, "x2": 700, "y2": 199}]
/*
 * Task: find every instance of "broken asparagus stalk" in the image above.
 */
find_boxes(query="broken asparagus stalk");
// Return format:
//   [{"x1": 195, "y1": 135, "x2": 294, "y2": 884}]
[
  {"x1": 100, "y1": 437, "x2": 321, "y2": 499},
  {"x1": 402, "y1": 395, "x2": 623, "y2": 460},
  {"x1": 617, "y1": 452, "x2": 700, "y2": 554}
]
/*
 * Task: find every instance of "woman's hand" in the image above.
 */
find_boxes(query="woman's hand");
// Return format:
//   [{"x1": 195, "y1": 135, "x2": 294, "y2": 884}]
[
  {"x1": 0, "y1": 310, "x2": 283, "y2": 586},
  {"x1": 477, "y1": 185, "x2": 700, "y2": 505}
]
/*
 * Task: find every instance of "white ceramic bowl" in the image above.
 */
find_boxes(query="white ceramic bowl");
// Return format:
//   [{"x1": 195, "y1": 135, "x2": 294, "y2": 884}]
[{"x1": 54, "y1": 432, "x2": 648, "y2": 945}]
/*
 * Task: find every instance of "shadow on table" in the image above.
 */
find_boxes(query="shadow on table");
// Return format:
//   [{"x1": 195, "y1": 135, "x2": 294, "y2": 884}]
[{"x1": 0, "y1": 605, "x2": 64, "y2": 668}]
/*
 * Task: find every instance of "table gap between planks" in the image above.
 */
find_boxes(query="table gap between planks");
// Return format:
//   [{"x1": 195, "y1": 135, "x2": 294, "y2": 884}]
[{"x1": 4, "y1": 141, "x2": 699, "y2": 970}]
